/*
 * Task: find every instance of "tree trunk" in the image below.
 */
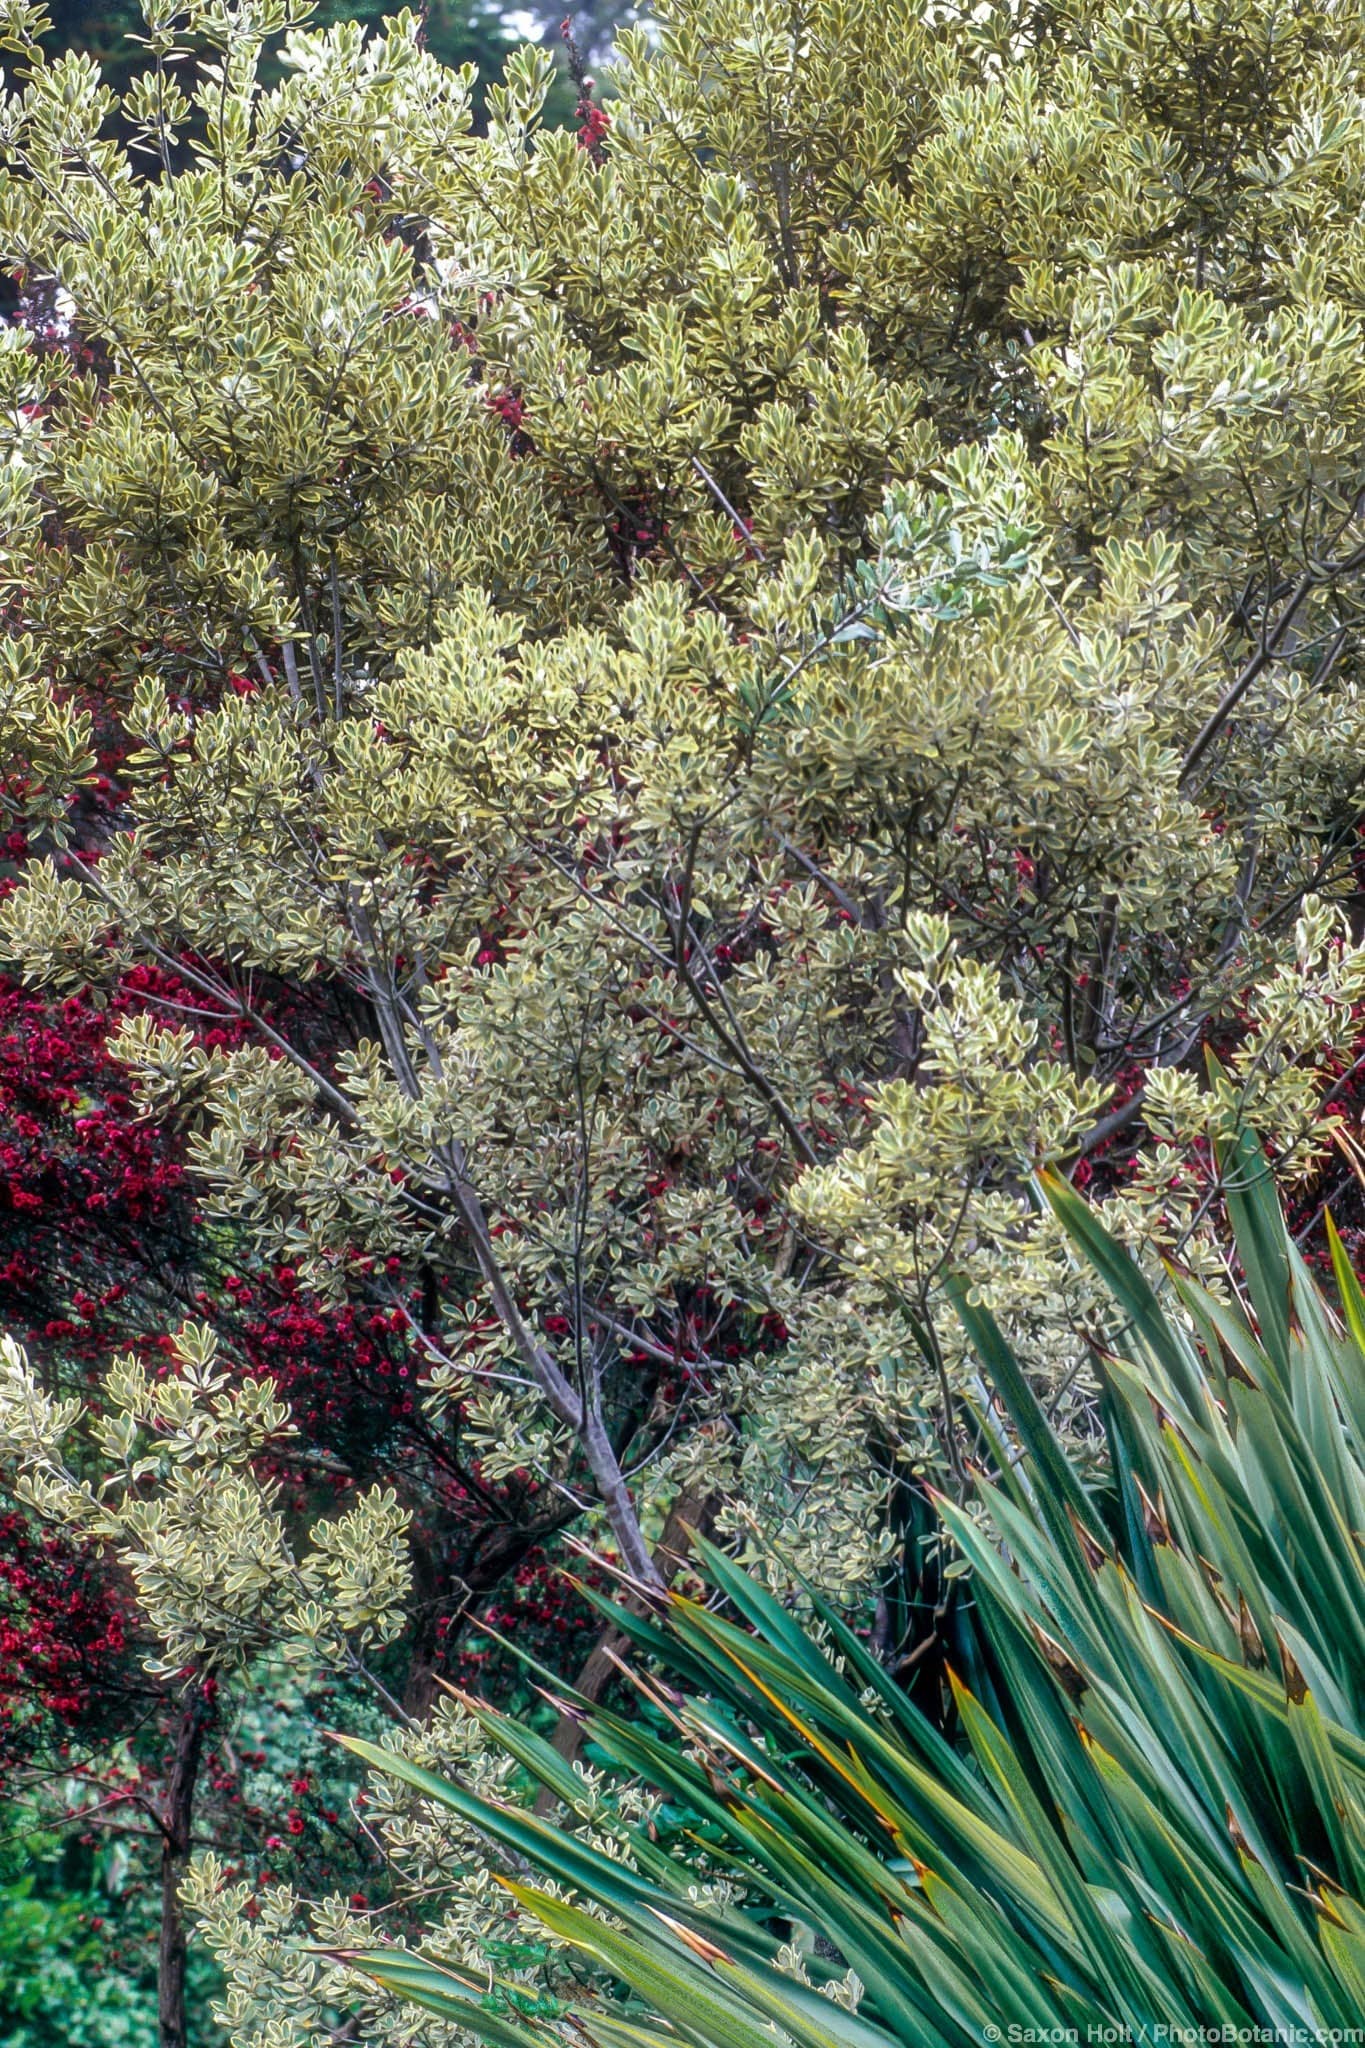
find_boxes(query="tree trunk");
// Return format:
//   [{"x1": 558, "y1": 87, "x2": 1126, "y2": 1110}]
[
  {"x1": 535, "y1": 1486, "x2": 715, "y2": 1813},
  {"x1": 578, "y1": 1405, "x2": 666, "y2": 1592},
  {"x1": 401, "y1": 1531, "x2": 446, "y2": 1723},
  {"x1": 158, "y1": 1681, "x2": 211, "y2": 2048}
]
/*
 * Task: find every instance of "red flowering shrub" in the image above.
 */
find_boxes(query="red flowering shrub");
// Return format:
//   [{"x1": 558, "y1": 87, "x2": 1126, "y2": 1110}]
[
  {"x1": 0, "y1": 976, "x2": 200, "y2": 1362},
  {"x1": 0, "y1": 1510, "x2": 133, "y2": 1762}
]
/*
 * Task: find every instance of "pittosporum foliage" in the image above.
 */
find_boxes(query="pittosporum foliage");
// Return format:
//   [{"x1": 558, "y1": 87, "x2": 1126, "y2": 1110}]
[
  {"x1": 4, "y1": 0, "x2": 1365, "y2": 2026},
  {"x1": 35, "y1": 0, "x2": 614, "y2": 136},
  {"x1": 3, "y1": 0, "x2": 1365, "y2": 1583}
]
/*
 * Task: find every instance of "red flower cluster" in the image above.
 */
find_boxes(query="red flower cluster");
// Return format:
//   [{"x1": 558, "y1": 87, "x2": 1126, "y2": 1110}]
[
  {"x1": 0, "y1": 1509, "x2": 132, "y2": 1759},
  {"x1": 560, "y1": 17, "x2": 610, "y2": 163},
  {"x1": 454, "y1": 1546, "x2": 609, "y2": 1689},
  {"x1": 0, "y1": 967, "x2": 224, "y2": 1403},
  {"x1": 575, "y1": 95, "x2": 610, "y2": 157},
  {"x1": 227, "y1": 1269, "x2": 420, "y2": 1449}
]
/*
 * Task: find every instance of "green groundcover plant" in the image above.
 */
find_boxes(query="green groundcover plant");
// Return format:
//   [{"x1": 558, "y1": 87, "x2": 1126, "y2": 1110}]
[{"x1": 315, "y1": 1130, "x2": 1365, "y2": 2043}]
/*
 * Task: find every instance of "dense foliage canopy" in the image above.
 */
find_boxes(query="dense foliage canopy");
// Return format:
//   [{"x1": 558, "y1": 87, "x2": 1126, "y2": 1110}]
[
  {"x1": 2, "y1": 0, "x2": 1365, "y2": 2032},
  {"x1": 4, "y1": 0, "x2": 1365, "y2": 1581}
]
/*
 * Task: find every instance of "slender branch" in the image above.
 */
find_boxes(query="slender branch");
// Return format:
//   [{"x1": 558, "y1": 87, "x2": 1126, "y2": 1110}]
[
  {"x1": 329, "y1": 551, "x2": 345, "y2": 721},
  {"x1": 1179, "y1": 562, "x2": 1360, "y2": 787},
  {"x1": 776, "y1": 834, "x2": 862, "y2": 922},
  {"x1": 1064, "y1": 1084, "x2": 1148, "y2": 1166},
  {"x1": 690, "y1": 455, "x2": 765, "y2": 561},
  {"x1": 65, "y1": 856, "x2": 362, "y2": 1125}
]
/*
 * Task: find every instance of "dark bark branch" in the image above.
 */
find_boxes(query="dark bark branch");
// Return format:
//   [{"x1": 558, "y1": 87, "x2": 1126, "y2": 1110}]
[
  {"x1": 533, "y1": 1484, "x2": 716, "y2": 1811},
  {"x1": 1064, "y1": 1084, "x2": 1148, "y2": 1166},
  {"x1": 158, "y1": 1682, "x2": 211, "y2": 2048},
  {"x1": 1179, "y1": 561, "x2": 1361, "y2": 788},
  {"x1": 346, "y1": 903, "x2": 661, "y2": 1588}
]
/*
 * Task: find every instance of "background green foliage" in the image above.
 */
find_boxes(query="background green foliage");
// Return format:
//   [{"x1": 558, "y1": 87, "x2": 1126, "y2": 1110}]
[{"x1": 0, "y1": 1833, "x2": 159, "y2": 2048}]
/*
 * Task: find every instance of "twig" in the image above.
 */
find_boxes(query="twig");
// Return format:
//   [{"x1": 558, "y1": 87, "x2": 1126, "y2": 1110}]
[{"x1": 690, "y1": 455, "x2": 765, "y2": 561}]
